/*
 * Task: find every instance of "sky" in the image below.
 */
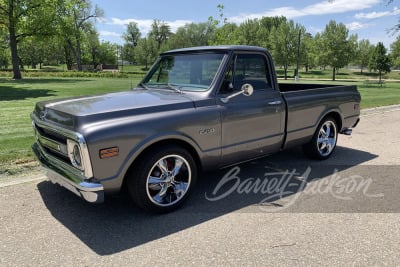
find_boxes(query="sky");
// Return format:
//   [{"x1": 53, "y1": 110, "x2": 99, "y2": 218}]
[{"x1": 91, "y1": 0, "x2": 400, "y2": 49}]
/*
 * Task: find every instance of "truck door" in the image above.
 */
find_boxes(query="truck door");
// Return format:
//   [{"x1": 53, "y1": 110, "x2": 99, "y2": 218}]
[{"x1": 219, "y1": 53, "x2": 285, "y2": 165}]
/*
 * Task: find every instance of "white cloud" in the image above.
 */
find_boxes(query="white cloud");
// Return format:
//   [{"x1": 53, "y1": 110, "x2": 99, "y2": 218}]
[
  {"x1": 355, "y1": 7, "x2": 400, "y2": 19},
  {"x1": 99, "y1": 31, "x2": 121, "y2": 37},
  {"x1": 229, "y1": 0, "x2": 380, "y2": 23},
  {"x1": 345, "y1": 22, "x2": 372, "y2": 30},
  {"x1": 110, "y1": 18, "x2": 192, "y2": 35}
]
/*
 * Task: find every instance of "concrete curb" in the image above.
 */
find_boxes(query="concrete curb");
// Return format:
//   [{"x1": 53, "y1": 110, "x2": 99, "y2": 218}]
[
  {"x1": 361, "y1": 104, "x2": 400, "y2": 117},
  {"x1": 0, "y1": 173, "x2": 46, "y2": 188}
]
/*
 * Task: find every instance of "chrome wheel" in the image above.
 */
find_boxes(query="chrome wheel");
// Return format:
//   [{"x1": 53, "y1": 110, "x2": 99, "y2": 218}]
[
  {"x1": 303, "y1": 117, "x2": 339, "y2": 160},
  {"x1": 316, "y1": 120, "x2": 337, "y2": 157},
  {"x1": 146, "y1": 154, "x2": 192, "y2": 207}
]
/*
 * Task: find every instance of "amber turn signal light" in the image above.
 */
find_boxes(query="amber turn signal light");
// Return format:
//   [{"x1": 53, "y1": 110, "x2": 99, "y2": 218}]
[{"x1": 100, "y1": 147, "x2": 119, "y2": 159}]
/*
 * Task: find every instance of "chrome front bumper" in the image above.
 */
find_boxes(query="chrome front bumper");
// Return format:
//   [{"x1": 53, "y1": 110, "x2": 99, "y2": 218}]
[{"x1": 32, "y1": 143, "x2": 104, "y2": 203}]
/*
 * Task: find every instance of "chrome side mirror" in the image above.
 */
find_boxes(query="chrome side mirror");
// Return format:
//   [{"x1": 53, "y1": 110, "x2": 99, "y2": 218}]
[{"x1": 220, "y1": 83, "x2": 254, "y2": 103}]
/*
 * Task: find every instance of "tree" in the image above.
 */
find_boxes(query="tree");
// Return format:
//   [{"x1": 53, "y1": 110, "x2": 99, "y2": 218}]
[
  {"x1": 85, "y1": 26, "x2": 101, "y2": 68},
  {"x1": 58, "y1": 0, "x2": 103, "y2": 71},
  {"x1": 135, "y1": 37, "x2": 158, "y2": 69},
  {"x1": 270, "y1": 20, "x2": 304, "y2": 79},
  {"x1": 259, "y1": 16, "x2": 287, "y2": 50},
  {"x1": 369, "y1": 42, "x2": 391, "y2": 83},
  {"x1": 0, "y1": 0, "x2": 59, "y2": 79},
  {"x1": 300, "y1": 32, "x2": 316, "y2": 73},
  {"x1": 165, "y1": 22, "x2": 216, "y2": 50},
  {"x1": 212, "y1": 23, "x2": 239, "y2": 45},
  {"x1": 123, "y1": 22, "x2": 141, "y2": 46},
  {"x1": 354, "y1": 39, "x2": 375, "y2": 73},
  {"x1": 319, "y1": 20, "x2": 356, "y2": 80},
  {"x1": 97, "y1": 41, "x2": 116, "y2": 65},
  {"x1": 0, "y1": 29, "x2": 10, "y2": 69},
  {"x1": 149, "y1": 20, "x2": 171, "y2": 50},
  {"x1": 18, "y1": 36, "x2": 47, "y2": 69},
  {"x1": 122, "y1": 22, "x2": 141, "y2": 63},
  {"x1": 390, "y1": 36, "x2": 400, "y2": 68},
  {"x1": 234, "y1": 19, "x2": 268, "y2": 47},
  {"x1": 0, "y1": 48, "x2": 9, "y2": 69}
]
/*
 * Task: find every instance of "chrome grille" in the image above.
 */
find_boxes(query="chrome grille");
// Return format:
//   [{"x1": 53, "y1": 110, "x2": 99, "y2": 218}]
[{"x1": 34, "y1": 124, "x2": 68, "y2": 160}]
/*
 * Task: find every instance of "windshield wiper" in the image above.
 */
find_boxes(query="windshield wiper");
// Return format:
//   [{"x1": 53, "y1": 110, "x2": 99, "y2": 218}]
[
  {"x1": 139, "y1": 82, "x2": 150, "y2": 90},
  {"x1": 167, "y1": 83, "x2": 183, "y2": 94}
]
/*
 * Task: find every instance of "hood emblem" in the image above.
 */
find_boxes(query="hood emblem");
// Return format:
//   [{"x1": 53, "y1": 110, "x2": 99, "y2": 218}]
[{"x1": 39, "y1": 110, "x2": 48, "y2": 120}]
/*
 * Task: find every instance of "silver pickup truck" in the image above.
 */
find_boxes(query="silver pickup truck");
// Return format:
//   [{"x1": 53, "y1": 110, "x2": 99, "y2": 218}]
[{"x1": 31, "y1": 45, "x2": 361, "y2": 212}]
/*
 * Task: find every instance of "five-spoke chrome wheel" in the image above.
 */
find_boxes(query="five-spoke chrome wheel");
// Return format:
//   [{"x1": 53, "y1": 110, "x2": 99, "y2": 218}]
[
  {"x1": 316, "y1": 120, "x2": 337, "y2": 157},
  {"x1": 146, "y1": 155, "x2": 191, "y2": 207},
  {"x1": 303, "y1": 117, "x2": 338, "y2": 160},
  {"x1": 127, "y1": 145, "x2": 197, "y2": 213}
]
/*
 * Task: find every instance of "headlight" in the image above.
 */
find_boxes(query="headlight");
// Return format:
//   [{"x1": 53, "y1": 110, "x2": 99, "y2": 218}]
[{"x1": 67, "y1": 139, "x2": 83, "y2": 170}]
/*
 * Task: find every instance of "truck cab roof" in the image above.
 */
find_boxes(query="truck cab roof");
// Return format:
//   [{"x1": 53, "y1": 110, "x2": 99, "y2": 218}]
[{"x1": 161, "y1": 45, "x2": 269, "y2": 55}]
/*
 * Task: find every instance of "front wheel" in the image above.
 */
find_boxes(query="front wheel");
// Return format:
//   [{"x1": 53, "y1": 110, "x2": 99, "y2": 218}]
[
  {"x1": 127, "y1": 145, "x2": 197, "y2": 213},
  {"x1": 303, "y1": 117, "x2": 338, "y2": 160}
]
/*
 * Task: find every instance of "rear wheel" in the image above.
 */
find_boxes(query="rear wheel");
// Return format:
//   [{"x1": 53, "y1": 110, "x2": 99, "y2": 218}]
[
  {"x1": 303, "y1": 117, "x2": 338, "y2": 160},
  {"x1": 127, "y1": 145, "x2": 197, "y2": 213}
]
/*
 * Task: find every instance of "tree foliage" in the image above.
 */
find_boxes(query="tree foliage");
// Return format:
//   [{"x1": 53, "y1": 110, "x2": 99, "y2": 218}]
[
  {"x1": 149, "y1": 20, "x2": 172, "y2": 49},
  {"x1": 270, "y1": 20, "x2": 304, "y2": 79},
  {"x1": 3, "y1": 1, "x2": 399, "y2": 83},
  {"x1": 369, "y1": 42, "x2": 391, "y2": 82},
  {"x1": 354, "y1": 39, "x2": 375, "y2": 73},
  {"x1": 390, "y1": 36, "x2": 400, "y2": 68},
  {"x1": 57, "y1": 0, "x2": 103, "y2": 71},
  {"x1": 0, "y1": 0, "x2": 59, "y2": 78},
  {"x1": 135, "y1": 38, "x2": 158, "y2": 69},
  {"x1": 318, "y1": 20, "x2": 357, "y2": 80},
  {"x1": 122, "y1": 22, "x2": 141, "y2": 63}
]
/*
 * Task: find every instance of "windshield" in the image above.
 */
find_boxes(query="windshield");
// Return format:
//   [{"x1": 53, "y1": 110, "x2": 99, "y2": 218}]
[{"x1": 141, "y1": 52, "x2": 226, "y2": 92}]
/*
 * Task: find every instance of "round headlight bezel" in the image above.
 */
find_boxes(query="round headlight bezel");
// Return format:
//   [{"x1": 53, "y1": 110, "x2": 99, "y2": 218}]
[
  {"x1": 67, "y1": 139, "x2": 84, "y2": 170},
  {"x1": 72, "y1": 144, "x2": 82, "y2": 167}
]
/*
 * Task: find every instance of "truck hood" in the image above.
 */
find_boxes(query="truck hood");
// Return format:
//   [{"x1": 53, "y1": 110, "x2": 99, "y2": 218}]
[{"x1": 33, "y1": 90, "x2": 195, "y2": 130}]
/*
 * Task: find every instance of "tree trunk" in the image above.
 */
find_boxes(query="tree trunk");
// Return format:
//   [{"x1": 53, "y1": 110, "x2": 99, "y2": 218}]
[
  {"x1": 64, "y1": 43, "x2": 74, "y2": 70},
  {"x1": 284, "y1": 65, "x2": 288, "y2": 80},
  {"x1": 379, "y1": 70, "x2": 382, "y2": 83},
  {"x1": 8, "y1": 5, "x2": 22, "y2": 79},
  {"x1": 76, "y1": 37, "x2": 82, "y2": 71},
  {"x1": 332, "y1": 67, "x2": 336, "y2": 81}
]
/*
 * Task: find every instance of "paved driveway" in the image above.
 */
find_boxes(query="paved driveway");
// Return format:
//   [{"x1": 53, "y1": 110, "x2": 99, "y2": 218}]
[{"x1": 1, "y1": 107, "x2": 399, "y2": 266}]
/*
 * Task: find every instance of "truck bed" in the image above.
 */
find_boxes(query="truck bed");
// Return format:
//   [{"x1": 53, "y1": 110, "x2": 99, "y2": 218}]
[
  {"x1": 278, "y1": 83, "x2": 341, "y2": 92},
  {"x1": 278, "y1": 83, "x2": 360, "y2": 148}
]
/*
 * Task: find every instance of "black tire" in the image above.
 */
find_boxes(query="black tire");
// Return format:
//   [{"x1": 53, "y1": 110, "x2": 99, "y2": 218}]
[
  {"x1": 127, "y1": 145, "x2": 197, "y2": 213},
  {"x1": 303, "y1": 117, "x2": 338, "y2": 160}
]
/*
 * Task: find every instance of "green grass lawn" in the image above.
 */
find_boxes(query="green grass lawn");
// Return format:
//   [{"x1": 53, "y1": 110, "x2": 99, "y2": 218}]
[
  {"x1": 0, "y1": 77, "x2": 142, "y2": 175},
  {"x1": 0, "y1": 75, "x2": 399, "y2": 176}
]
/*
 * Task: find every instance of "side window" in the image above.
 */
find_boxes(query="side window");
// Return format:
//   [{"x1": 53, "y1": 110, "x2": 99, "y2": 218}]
[{"x1": 234, "y1": 54, "x2": 271, "y2": 90}]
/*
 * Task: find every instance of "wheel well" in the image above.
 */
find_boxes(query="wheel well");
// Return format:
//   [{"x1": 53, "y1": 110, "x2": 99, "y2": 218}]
[
  {"x1": 122, "y1": 139, "x2": 202, "y2": 188},
  {"x1": 324, "y1": 112, "x2": 342, "y2": 131}
]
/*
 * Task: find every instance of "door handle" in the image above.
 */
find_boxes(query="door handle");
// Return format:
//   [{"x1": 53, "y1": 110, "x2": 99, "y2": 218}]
[{"x1": 268, "y1": 101, "x2": 282, "y2": 105}]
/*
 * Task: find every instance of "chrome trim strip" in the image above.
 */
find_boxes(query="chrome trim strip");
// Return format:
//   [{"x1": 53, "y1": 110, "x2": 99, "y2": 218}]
[
  {"x1": 31, "y1": 113, "x2": 93, "y2": 178},
  {"x1": 32, "y1": 143, "x2": 104, "y2": 203},
  {"x1": 37, "y1": 133, "x2": 68, "y2": 156}
]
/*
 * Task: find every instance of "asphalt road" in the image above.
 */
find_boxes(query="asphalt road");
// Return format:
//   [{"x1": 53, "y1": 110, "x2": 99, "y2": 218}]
[{"x1": 1, "y1": 106, "x2": 400, "y2": 266}]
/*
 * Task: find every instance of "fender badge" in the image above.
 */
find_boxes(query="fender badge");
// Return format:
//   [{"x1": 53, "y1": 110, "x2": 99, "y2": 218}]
[{"x1": 199, "y1": 128, "x2": 215, "y2": 135}]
